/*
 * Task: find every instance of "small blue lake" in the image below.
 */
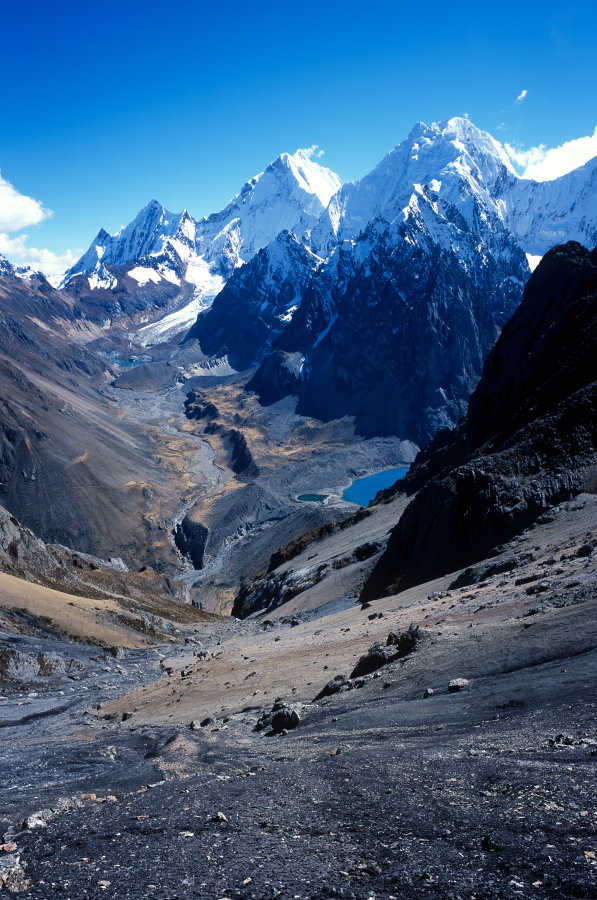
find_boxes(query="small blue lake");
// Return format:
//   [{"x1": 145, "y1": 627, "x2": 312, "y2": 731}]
[
  {"x1": 343, "y1": 466, "x2": 409, "y2": 507},
  {"x1": 102, "y1": 351, "x2": 152, "y2": 369},
  {"x1": 297, "y1": 493, "x2": 328, "y2": 503}
]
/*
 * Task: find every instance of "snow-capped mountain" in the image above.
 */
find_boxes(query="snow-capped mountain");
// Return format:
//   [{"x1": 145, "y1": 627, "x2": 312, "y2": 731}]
[
  {"x1": 194, "y1": 149, "x2": 340, "y2": 278},
  {"x1": 192, "y1": 117, "x2": 596, "y2": 443},
  {"x1": 56, "y1": 116, "x2": 597, "y2": 443},
  {"x1": 312, "y1": 117, "x2": 517, "y2": 255},
  {"x1": 312, "y1": 116, "x2": 597, "y2": 261},
  {"x1": 246, "y1": 177, "x2": 528, "y2": 443},
  {"x1": 0, "y1": 253, "x2": 36, "y2": 280},
  {"x1": 504, "y1": 156, "x2": 597, "y2": 255},
  {"x1": 62, "y1": 150, "x2": 341, "y2": 341},
  {"x1": 65, "y1": 199, "x2": 195, "y2": 277}
]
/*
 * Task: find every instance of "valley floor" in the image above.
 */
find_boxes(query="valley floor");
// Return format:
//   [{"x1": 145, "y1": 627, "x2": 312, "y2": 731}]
[{"x1": 1, "y1": 496, "x2": 596, "y2": 899}]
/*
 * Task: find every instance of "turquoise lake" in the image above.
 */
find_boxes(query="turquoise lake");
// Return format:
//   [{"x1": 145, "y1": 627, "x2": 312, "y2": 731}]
[
  {"x1": 343, "y1": 467, "x2": 409, "y2": 506},
  {"x1": 103, "y1": 352, "x2": 152, "y2": 368}
]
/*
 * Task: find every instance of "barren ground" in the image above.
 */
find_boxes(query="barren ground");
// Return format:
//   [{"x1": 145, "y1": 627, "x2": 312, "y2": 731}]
[{"x1": 1, "y1": 496, "x2": 595, "y2": 899}]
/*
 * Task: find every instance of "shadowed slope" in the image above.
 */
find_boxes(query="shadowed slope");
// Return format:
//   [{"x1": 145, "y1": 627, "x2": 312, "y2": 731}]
[{"x1": 361, "y1": 242, "x2": 597, "y2": 599}]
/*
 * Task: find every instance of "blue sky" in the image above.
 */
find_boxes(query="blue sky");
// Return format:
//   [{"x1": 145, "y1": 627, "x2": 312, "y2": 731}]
[{"x1": 1, "y1": 0, "x2": 596, "y2": 274}]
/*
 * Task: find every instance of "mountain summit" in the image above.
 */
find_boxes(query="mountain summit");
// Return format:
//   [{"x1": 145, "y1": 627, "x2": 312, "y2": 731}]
[
  {"x1": 312, "y1": 117, "x2": 516, "y2": 253},
  {"x1": 61, "y1": 150, "x2": 341, "y2": 340},
  {"x1": 65, "y1": 149, "x2": 341, "y2": 287}
]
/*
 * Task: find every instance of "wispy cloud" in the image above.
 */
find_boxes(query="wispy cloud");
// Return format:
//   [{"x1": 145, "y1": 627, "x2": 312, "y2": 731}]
[
  {"x1": 301, "y1": 144, "x2": 325, "y2": 159},
  {"x1": 505, "y1": 125, "x2": 597, "y2": 181},
  {"x1": 0, "y1": 172, "x2": 77, "y2": 277},
  {"x1": 0, "y1": 233, "x2": 79, "y2": 279},
  {"x1": 515, "y1": 89, "x2": 528, "y2": 104},
  {"x1": 504, "y1": 142, "x2": 547, "y2": 170}
]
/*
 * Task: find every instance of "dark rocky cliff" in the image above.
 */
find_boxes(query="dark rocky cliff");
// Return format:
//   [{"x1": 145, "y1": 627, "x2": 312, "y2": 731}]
[
  {"x1": 361, "y1": 242, "x2": 597, "y2": 599},
  {"x1": 186, "y1": 232, "x2": 320, "y2": 370},
  {"x1": 247, "y1": 188, "x2": 527, "y2": 445}
]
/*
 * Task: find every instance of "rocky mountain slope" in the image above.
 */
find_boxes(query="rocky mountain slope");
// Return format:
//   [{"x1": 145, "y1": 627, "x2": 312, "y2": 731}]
[
  {"x1": 185, "y1": 231, "x2": 322, "y2": 370},
  {"x1": 0, "y1": 502, "x2": 210, "y2": 647},
  {"x1": 0, "y1": 260, "x2": 206, "y2": 572},
  {"x1": 2, "y1": 485, "x2": 594, "y2": 897},
  {"x1": 361, "y1": 241, "x2": 597, "y2": 599},
  {"x1": 273, "y1": 183, "x2": 527, "y2": 443}
]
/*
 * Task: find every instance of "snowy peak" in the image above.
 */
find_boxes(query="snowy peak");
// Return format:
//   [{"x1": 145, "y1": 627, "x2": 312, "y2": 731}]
[
  {"x1": 65, "y1": 150, "x2": 342, "y2": 290},
  {"x1": 273, "y1": 149, "x2": 342, "y2": 207},
  {"x1": 429, "y1": 117, "x2": 516, "y2": 175},
  {"x1": 504, "y1": 153, "x2": 597, "y2": 255},
  {"x1": 96, "y1": 199, "x2": 188, "y2": 263},
  {"x1": 64, "y1": 200, "x2": 194, "y2": 283},
  {"x1": 0, "y1": 253, "x2": 16, "y2": 277},
  {"x1": 0, "y1": 253, "x2": 36, "y2": 280},
  {"x1": 314, "y1": 118, "x2": 518, "y2": 252},
  {"x1": 197, "y1": 148, "x2": 341, "y2": 275},
  {"x1": 395, "y1": 117, "x2": 516, "y2": 190}
]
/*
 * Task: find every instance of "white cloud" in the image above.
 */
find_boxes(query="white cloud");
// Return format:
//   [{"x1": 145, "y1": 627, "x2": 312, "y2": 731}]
[
  {"x1": 515, "y1": 89, "x2": 528, "y2": 104},
  {"x1": 504, "y1": 142, "x2": 547, "y2": 170},
  {"x1": 505, "y1": 126, "x2": 597, "y2": 181},
  {"x1": 0, "y1": 233, "x2": 79, "y2": 279},
  {"x1": 302, "y1": 144, "x2": 325, "y2": 159},
  {"x1": 0, "y1": 171, "x2": 77, "y2": 278},
  {"x1": 0, "y1": 172, "x2": 50, "y2": 231}
]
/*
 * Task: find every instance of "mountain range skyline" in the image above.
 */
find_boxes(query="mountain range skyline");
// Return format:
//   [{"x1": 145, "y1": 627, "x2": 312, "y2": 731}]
[
  {"x1": 3, "y1": 0, "x2": 596, "y2": 263},
  {"x1": 2, "y1": 114, "x2": 597, "y2": 281}
]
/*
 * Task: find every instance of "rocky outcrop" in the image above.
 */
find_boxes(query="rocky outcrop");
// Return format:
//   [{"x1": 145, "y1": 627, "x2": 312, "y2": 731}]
[
  {"x1": 255, "y1": 700, "x2": 302, "y2": 734},
  {"x1": 245, "y1": 350, "x2": 304, "y2": 407},
  {"x1": 183, "y1": 394, "x2": 219, "y2": 421},
  {"x1": 174, "y1": 516, "x2": 209, "y2": 570},
  {"x1": 266, "y1": 508, "x2": 371, "y2": 572},
  {"x1": 0, "y1": 502, "x2": 190, "y2": 629},
  {"x1": 202, "y1": 424, "x2": 253, "y2": 476},
  {"x1": 350, "y1": 625, "x2": 421, "y2": 678},
  {"x1": 0, "y1": 644, "x2": 83, "y2": 685},
  {"x1": 361, "y1": 243, "x2": 597, "y2": 599},
  {"x1": 0, "y1": 504, "x2": 63, "y2": 582},
  {"x1": 233, "y1": 563, "x2": 329, "y2": 619}
]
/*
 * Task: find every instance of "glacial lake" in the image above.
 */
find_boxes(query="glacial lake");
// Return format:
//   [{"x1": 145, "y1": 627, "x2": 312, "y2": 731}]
[
  {"x1": 102, "y1": 351, "x2": 152, "y2": 369},
  {"x1": 297, "y1": 493, "x2": 328, "y2": 503},
  {"x1": 343, "y1": 466, "x2": 409, "y2": 506}
]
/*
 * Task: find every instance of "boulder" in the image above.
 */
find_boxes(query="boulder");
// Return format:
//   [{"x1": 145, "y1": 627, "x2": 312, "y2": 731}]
[
  {"x1": 313, "y1": 674, "x2": 350, "y2": 701},
  {"x1": 350, "y1": 625, "x2": 421, "y2": 678},
  {"x1": 350, "y1": 644, "x2": 397, "y2": 679},
  {"x1": 255, "y1": 701, "x2": 301, "y2": 733}
]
